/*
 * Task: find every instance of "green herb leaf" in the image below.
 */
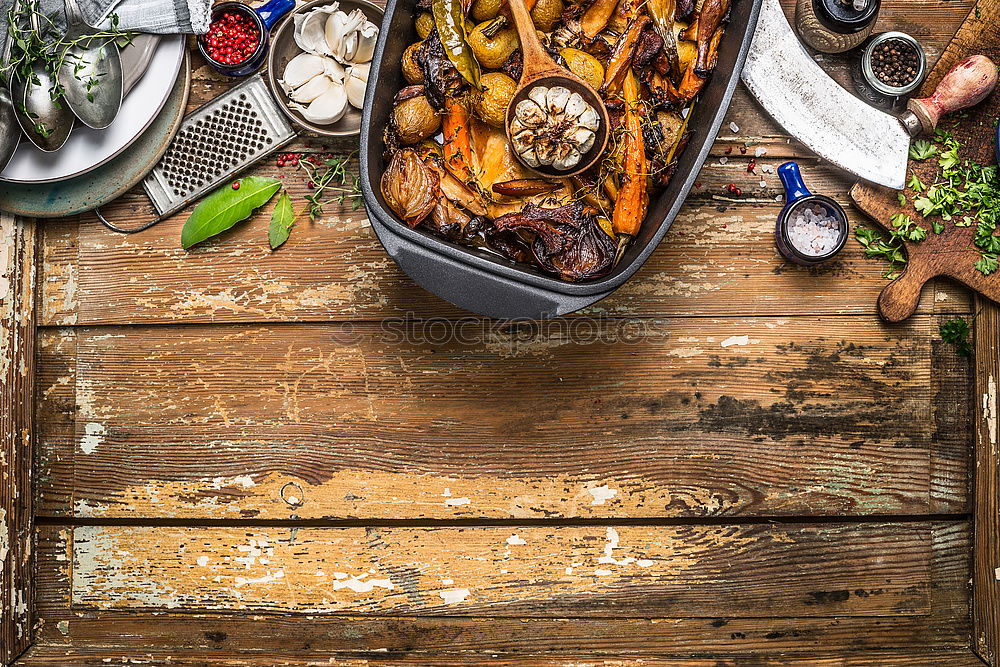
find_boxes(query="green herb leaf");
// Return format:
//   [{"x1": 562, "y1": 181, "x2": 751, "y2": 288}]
[
  {"x1": 940, "y1": 317, "x2": 973, "y2": 357},
  {"x1": 909, "y1": 140, "x2": 937, "y2": 161},
  {"x1": 976, "y1": 253, "x2": 999, "y2": 275},
  {"x1": 907, "y1": 172, "x2": 925, "y2": 193},
  {"x1": 931, "y1": 220, "x2": 944, "y2": 234},
  {"x1": 181, "y1": 177, "x2": 281, "y2": 249},
  {"x1": 268, "y1": 191, "x2": 296, "y2": 250}
]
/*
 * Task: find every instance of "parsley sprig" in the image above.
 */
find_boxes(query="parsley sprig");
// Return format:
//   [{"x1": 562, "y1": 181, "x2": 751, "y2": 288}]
[
  {"x1": 940, "y1": 317, "x2": 973, "y2": 357},
  {"x1": 864, "y1": 130, "x2": 1000, "y2": 277}
]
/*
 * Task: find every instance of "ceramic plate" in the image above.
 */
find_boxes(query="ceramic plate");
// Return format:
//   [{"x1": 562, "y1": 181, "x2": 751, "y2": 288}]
[
  {"x1": 0, "y1": 34, "x2": 185, "y2": 184},
  {"x1": 0, "y1": 54, "x2": 191, "y2": 218}
]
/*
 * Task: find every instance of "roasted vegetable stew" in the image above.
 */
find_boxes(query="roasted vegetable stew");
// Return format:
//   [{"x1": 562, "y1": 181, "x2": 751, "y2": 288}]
[{"x1": 380, "y1": 0, "x2": 731, "y2": 282}]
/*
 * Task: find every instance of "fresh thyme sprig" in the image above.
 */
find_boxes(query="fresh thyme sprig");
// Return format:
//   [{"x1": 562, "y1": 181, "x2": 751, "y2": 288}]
[
  {"x1": 296, "y1": 152, "x2": 362, "y2": 221},
  {"x1": 3, "y1": 1, "x2": 133, "y2": 107}
]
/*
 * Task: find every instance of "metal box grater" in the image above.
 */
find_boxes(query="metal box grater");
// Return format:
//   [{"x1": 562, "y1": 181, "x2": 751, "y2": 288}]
[{"x1": 142, "y1": 74, "x2": 297, "y2": 218}]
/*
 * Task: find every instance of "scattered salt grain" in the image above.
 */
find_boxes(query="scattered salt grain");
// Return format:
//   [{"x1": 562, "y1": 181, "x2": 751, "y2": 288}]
[
  {"x1": 775, "y1": 194, "x2": 784, "y2": 202},
  {"x1": 719, "y1": 156, "x2": 728, "y2": 165},
  {"x1": 761, "y1": 164, "x2": 773, "y2": 174},
  {"x1": 755, "y1": 147, "x2": 767, "y2": 157},
  {"x1": 729, "y1": 122, "x2": 740, "y2": 133},
  {"x1": 786, "y1": 203, "x2": 843, "y2": 256},
  {"x1": 759, "y1": 179, "x2": 767, "y2": 188}
]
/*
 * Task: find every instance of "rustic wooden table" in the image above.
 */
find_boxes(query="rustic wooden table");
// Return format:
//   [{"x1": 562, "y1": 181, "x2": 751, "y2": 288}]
[{"x1": 2, "y1": 0, "x2": 1000, "y2": 664}]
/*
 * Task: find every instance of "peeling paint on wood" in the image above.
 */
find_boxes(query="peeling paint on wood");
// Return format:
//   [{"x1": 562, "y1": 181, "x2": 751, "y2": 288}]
[
  {"x1": 32, "y1": 317, "x2": 962, "y2": 520},
  {"x1": 69, "y1": 524, "x2": 931, "y2": 616},
  {"x1": 1, "y1": 213, "x2": 36, "y2": 663}
]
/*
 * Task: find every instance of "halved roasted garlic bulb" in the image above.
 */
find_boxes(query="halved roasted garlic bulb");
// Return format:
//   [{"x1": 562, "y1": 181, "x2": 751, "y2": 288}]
[{"x1": 509, "y1": 85, "x2": 599, "y2": 171}]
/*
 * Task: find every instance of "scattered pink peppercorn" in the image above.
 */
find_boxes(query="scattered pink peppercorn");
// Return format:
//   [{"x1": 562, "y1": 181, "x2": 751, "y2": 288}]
[{"x1": 232, "y1": 181, "x2": 240, "y2": 190}]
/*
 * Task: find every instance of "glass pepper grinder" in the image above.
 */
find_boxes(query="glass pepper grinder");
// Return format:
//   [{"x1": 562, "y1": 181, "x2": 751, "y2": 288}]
[{"x1": 795, "y1": 0, "x2": 881, "y2": 54}]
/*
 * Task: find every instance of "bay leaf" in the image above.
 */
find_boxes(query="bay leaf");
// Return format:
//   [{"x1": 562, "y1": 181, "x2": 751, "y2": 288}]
[
  {"x1": 181, "y1": 176, "x2": 282, "y2": 249},
  {"x1": 268, "y1": 191, "x2": 296, "y2": 250},
  {"x1": 432, "y1": 0, "x2": 481, "y2": 88}
]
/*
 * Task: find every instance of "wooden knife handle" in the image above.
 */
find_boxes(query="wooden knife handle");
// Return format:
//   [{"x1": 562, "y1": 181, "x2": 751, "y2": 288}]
[{"x1": 908, "y1": 55, "x2": 999, "y2": 135}]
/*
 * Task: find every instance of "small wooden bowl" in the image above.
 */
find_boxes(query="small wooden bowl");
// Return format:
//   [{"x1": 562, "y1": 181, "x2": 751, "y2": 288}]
[
  {"x1": 265, "y1": 0, "x2": 384, "y2": 137},
  {"x1": 503, "y1": 0, "x2": 610, "y2": 178}
]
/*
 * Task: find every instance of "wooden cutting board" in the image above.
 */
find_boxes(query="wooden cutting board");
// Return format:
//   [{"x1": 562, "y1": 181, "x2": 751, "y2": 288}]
[{"x1": 850, "y1": 0, "x2": 1000, "y2": 322}]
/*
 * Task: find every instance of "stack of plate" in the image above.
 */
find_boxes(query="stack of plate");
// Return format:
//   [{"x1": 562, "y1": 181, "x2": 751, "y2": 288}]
[{"x1": 0, "y1": 35, "x2": 190, "y2": 218}]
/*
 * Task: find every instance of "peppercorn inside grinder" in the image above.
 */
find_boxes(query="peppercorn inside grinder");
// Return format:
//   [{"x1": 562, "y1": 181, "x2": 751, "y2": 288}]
[
  {"x1": 775, "y1": 162, "x2": 849, "y2": 266},
  {"x1": 198, "y1": 0, "x2": 296, "y2": 77},
  {"x1": 852, "y1": 32, "x2": 927, "y2": 112}
]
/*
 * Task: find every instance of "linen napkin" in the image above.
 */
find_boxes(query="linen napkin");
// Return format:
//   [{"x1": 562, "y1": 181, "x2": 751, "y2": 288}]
[{"x1": 2, "y1": 0, "x2": 211, "y2": 36}]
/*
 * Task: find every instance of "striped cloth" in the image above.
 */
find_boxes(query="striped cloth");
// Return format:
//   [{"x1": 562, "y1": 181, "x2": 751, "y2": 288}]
[{"x1": 3, "y1": 0, "x2": 211, "y2": 35}]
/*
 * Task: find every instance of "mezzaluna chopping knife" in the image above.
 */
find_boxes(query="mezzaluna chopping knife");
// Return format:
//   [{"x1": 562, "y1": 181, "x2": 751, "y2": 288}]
[{"x1": 742, "y1": 0, "x2": 998, "y2": 190}]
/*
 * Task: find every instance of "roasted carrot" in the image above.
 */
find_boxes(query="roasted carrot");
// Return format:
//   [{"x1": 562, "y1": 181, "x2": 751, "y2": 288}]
[
  {"x1": 580, "y1": 0, "x2": 618, "y2": 38},
  {"x1": 442, "y1": 97, "x2": 477, "y2": 183},
  {"x1": 611, "y1": 72, "x2": 648, "y2": 239},
  {"x1": 600, "y1": 15, "x2": 650, "y2": 96}
]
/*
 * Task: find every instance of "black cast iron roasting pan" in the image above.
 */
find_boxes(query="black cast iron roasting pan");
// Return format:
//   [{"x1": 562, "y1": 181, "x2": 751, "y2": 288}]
[{"x1": 360, "y1": 0, "x2": 763, "y2": 319}]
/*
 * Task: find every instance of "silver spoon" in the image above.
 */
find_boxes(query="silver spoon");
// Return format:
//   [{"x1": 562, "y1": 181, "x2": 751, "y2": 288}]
[
  {"x1": 58, "y1": 0, "x2": 123, "y2": 129},
  {"x1": 10, "y1": 5, "x2": 75, "y2": 152},
  {"x1": 0, "y1": 35, "x2": 23, "y2": 171}
]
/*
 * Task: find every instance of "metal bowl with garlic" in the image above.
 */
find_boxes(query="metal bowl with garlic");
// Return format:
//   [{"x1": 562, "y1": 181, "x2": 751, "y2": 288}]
[{"x1": 266, "y1": 0, "x2": 383, "y2": 137}]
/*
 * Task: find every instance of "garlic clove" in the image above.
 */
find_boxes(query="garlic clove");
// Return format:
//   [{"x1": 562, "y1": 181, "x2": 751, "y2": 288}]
[
  {"x1": 325, "y1": 8, "x2": 373, "y2": 63},
  {"x1": 527, "y1": 85, "x2": 548, "y2": 109},
  {"x1": 294, "y1": 5, "x2": 340, "y2": 55},
  {"x1": 569, "y1": 126, "x2": 595, "y2": 154},
  {"x1": 292, "y1": 82, "x2": 349, "y2": 125},
  {"x1": 324, "y1": 57, "x2": 346, "y2": 83},
  {"x1": 514, "y1": 99, "x2": 545, "y2": 127},
  {"x1": 577, "y1": 106, "x2": 599, "y2": 131},
  {"x1": 518, "y1": 146, "x2": 540, "y2": 167},
  {"x1": 283, "y1": 52, "x2": 328, "y2": 89},
  {"x1": 564, "y1": 92, "x2": 587, "y2": 120},
  {"x1": 552, "y1": 147, "x2": 582, "y2": 171},
  {"x1": 345, "y1": 62, "x2": 370, "y2": 108},
  {"x1": 352, "y1": 20, "x2": 378, "y2": 63},
  {"x1": 512, "y1": 128, "x2": 536, "y2": 154},
  {"x1": 291, "y1": 73, "x2": 335, "y2": 103},
  {"x1": 544, "y1": 86, "x2": 571, "y2": 115}
]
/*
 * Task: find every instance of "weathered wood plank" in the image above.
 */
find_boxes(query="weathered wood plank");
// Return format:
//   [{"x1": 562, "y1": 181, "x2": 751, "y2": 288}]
[
  {"x1": 30, "y1": 522, "x2": 972, "y2": 653},
  {"x1": 931, "y1": 314, "x2": 975, "y2": 513},
  {"x1": 12, "y1": 647, "x2": 988, "y2": 666},
  {"x1": 67, "y1": 523, "x2": 932, "y2": 616},
  {"x1": 38, "y1": 182, "x2": 968, "y2": 327},
  {"x1": 1, "y1": 214, "x2": 36, "y2": 665},
  {"x1": 974, "y1": 297, "x2": 1000, "y2": 666},
  {"x1": 35, "y1": 316, "x2": 963, "y2": 519}
]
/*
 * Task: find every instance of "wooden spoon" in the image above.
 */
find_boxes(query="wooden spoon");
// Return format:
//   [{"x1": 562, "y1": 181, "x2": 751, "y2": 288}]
[{"x1": 503, "y1": 0, "x2": 610, "y2": 178}]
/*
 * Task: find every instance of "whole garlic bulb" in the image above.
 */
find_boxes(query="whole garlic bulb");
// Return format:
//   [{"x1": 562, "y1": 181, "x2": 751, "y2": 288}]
[{"x1": 509, "y1": 85, "x2": 599, "y2": 171}]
